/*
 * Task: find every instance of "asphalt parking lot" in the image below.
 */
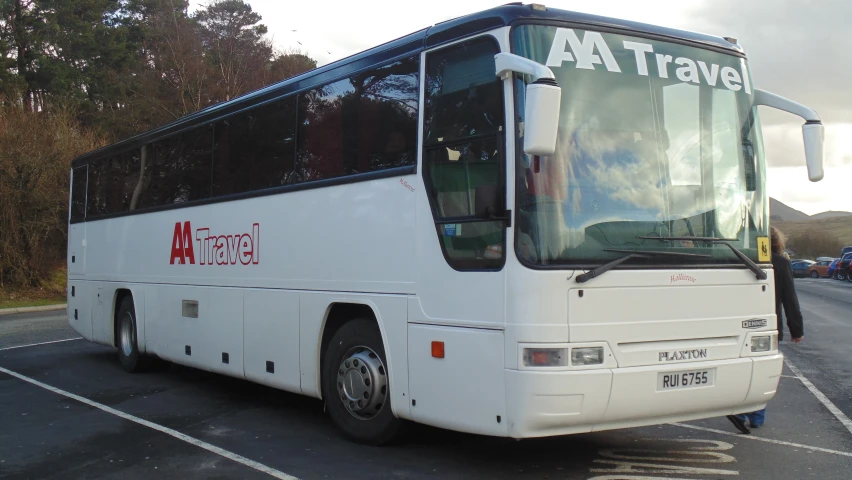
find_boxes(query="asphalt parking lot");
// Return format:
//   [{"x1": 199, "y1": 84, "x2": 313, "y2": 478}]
[{"x1": 1, "y1": 278, "x2": 851, "y2": 479}]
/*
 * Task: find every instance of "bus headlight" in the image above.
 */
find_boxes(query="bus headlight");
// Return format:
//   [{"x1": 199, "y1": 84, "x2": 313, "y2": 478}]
[
  {"x1": 571, "y1": 347, "x2": 604, "y2": 366},
  {"x1": 523, "y1": 348, "x2": 569, "y2": 367},
  {"x1": 751, "y1": 336, "x2": 772, "y2": 352}
]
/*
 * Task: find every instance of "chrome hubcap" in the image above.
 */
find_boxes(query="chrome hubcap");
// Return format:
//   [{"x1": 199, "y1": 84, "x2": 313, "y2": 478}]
[
  {"x1": 336, "y1": 346, "x2": 388, "y2": 420},
  {"x1": 120, "y1": 312, "x2": 135, "y2": 357}
]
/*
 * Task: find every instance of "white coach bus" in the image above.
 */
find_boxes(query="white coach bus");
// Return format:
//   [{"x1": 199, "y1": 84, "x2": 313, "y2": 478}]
[{"x1": 67, "y1": 4, "x2": 824, "y2": 444}]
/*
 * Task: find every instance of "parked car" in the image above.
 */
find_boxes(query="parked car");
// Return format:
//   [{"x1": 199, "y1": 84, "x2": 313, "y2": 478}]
[
  {"x1": 841, "y1": 246, "x2": 852, "y2": 257},
  {"x1": 828, "y1": 258, "x2": 840, "y2": 278},
  {"x1": 791, "y1": 259, "x2": 815, "y2": 278},
  {"x1": 808, "y1": 260, "x2": 834, "y2": 278},
  {"x1": 835, "y1": 252, "x2": 852, "y2": 280}
]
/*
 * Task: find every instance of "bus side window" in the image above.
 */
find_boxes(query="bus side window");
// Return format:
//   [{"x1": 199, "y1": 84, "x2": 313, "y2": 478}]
[
  {"x1": 422, "y1": 36, "x2": 506, "y2": 270},
  {"x1": 70, "y1": 165, "x2": 87, "y2": 222},
  {"x1": 213, "y1": 97, "x2": 297, "y2": 196},
  {"x1": 86, "y1": 158, "x2": 110, "y2": 217}
]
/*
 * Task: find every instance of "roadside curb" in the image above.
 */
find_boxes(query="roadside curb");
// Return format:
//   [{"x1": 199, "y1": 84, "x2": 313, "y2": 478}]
[{"x1": 0, "y1": 304, "x2": 67, "y2": 317}]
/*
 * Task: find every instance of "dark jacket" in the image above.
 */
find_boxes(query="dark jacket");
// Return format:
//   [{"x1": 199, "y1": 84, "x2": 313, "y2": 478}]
[{"x1": 772, "y1": 252, "x2": 804, "y2": 340}]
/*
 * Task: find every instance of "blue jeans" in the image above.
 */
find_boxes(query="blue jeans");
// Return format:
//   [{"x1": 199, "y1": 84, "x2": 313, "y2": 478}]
[{"x1": 736, "y1": 408, "x2": 766, "y2": 427}]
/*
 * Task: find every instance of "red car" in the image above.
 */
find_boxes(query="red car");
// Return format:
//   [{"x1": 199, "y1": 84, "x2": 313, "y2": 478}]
[{"x1": 835, "y1": 253, "x2": 852, "y2": 281}]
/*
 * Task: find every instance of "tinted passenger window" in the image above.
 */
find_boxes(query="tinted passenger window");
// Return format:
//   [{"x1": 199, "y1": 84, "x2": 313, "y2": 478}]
[
  {"x1": 297, "y1": 56, "x2": 419, "y2": 181},
  {"x1": 128, "y1": 145, "x2": 152, "y2": 210},
  {"x1": 213, "y1": 97, "x2": 297, "y2": 196},
  {"x1": 86, "y1": 159, "x2": 110, "y2": 217},
  {"x1": 296, "y1": 79, "x2": 354, "y2": 182},
  {"x1": 145, "y1": 128, "x2": 212, "y2": 206},
  {"x1": 70, "y1": 166, "x2": 87, "y2": 221},
  {"x1": 105, "y1": 150, "x2": 142, "y2": 213},
  {"x1": 348, "y1": 57, "x2": 419, "y2": 173}
]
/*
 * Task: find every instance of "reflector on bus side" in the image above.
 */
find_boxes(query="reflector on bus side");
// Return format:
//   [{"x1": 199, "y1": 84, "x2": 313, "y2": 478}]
[{"x1": 431, "y1": 341, "x2": 445, "y2": 359}]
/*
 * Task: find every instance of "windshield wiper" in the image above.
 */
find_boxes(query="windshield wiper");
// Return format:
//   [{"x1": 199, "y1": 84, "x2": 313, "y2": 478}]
[
  {"x1": 637, "y1": 236, "x2": 768, "y2": 280},
  {"x1": 575, "y1": 249, "x2": 713, "y2": 283}
]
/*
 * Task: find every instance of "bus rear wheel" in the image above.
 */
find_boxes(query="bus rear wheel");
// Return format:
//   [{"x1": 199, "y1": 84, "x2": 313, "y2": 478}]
[
  {"x1": 117, "y1": 296, "x2": 145, "y2": 373},
  {"x1": 322, "y1": 318, "x2": 402, "y2": 445}
]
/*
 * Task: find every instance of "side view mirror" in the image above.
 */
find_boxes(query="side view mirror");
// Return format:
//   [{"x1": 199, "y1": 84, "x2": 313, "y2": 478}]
[
  {"x1": 495, "y1": 53, "x2": 562, "y2": 157},
  {"x1": 753, "y1": 89, "x2": 824, "y2": 182}
]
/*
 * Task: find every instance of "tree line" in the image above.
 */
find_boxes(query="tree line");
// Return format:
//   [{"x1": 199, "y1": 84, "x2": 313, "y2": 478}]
[{"x1": 0, "y1": 0, "x2": 317, "y2": 288}]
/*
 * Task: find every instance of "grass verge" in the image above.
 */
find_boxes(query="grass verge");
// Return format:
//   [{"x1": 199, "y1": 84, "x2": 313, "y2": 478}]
[{"x1": 0, "y1": 265, "x2": 66, "y2": 310}]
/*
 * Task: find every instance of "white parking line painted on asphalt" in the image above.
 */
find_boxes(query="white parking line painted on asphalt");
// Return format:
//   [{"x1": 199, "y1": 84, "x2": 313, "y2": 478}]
[
  {"x1": 785, "y1": 358, "x2": 852, "y2": 437},
  {"x1": 0, "y1": 337, "x2": 83, "y2": 352},
  {"x1": 671, "y1": 423, "x2": 852, "y2": 458},
  {"x1": 0, "y1": 365, "x2": 299, "y2": 480}
]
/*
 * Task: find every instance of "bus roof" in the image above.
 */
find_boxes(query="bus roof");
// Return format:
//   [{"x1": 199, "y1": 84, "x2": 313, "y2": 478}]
[{"x1": 72, "y1": 3, "x2": 743, "y2": 167}]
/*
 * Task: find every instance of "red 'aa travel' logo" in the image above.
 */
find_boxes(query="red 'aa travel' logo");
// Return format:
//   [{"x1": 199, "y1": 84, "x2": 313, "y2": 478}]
[{"x1": 170, "y1": 221, "x2": 259, "y2": 265}]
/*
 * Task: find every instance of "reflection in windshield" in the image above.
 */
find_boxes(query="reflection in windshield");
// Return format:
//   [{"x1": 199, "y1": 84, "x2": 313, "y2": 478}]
[{"x1": 513, "y1": 25, "x2": 768, "y2": 267}]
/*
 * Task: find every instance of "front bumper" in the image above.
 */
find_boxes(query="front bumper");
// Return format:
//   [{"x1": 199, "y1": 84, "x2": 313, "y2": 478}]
[{"x1": 504, "y1": 354, "x2": 782, "y2": 438}]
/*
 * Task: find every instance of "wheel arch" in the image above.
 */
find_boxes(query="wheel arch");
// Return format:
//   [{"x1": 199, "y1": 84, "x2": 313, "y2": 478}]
[
  {"x1": 111, "y1": 287, "x2": 146, "y2": 352},
  {"x1": 318, "y1": 302, "x2": 383, "y2": 400},
  {"x1": 112, "y1": 289, "x2": 133, "y2": 348}
]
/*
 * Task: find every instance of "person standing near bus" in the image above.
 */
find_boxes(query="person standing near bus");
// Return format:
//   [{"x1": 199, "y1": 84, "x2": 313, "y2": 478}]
[{"x1": 727, "y1": 226, "x2": 804, "y2": 433}]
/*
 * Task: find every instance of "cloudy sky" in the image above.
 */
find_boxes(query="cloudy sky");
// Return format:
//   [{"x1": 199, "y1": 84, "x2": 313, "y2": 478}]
[{"x1": 191, "y1": 0, "x2": 850, "y2": 215}]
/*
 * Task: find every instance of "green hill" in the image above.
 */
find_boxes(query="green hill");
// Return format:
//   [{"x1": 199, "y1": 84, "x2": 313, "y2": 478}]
[{"x1": 773, "y1": 216, "x2": 852, "y2": 243}]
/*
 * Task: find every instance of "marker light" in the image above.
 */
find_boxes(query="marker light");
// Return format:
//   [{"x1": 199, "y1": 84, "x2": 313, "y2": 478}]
[
  {"x1": 431, "y1": 341, "x2": 445, "y2": 358},
  {"x1": 571, "y1": 347, "x2": 604, "y2": 366},
  {"x1": 751, "y1": 336, "x2": 772, "y2": 352},
  {"x1": 523, "y1": 348, "x2": 568, "y2": 367}
]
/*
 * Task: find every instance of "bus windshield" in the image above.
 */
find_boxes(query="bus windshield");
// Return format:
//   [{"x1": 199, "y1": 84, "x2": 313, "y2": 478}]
[{"x1": 512, "y1": 25, "x2": 769, "y2": 268}]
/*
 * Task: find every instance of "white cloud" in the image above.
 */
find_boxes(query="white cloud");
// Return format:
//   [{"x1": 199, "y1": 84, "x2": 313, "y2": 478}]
[
  {"x1": 761, "y1": 122, "x2": 852, "y2": 169},
  {"x1": 767, "y1": 165, "x2": 852, "y2": 215}
]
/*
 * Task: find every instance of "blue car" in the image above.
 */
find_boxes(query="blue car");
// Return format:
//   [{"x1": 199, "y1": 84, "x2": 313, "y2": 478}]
[
  {"x1": 828, "y1": 259, "x2": 840, "y2": 277},
  {"x1": 790, "y1": 260, "x2": 815, "y2": 278}
]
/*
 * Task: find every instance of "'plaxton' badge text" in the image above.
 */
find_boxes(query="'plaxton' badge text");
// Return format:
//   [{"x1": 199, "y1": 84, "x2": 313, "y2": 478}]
[{"x1": 659, "y1": 349, "x2": 708, "y2": 362}]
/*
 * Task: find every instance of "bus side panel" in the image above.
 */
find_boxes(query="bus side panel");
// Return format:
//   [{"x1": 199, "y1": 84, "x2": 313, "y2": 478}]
[
  {"x1": 144, "y1": 285, "x2": 244, "y2": 376},
  {"x1": 68, "y1": 223, "x2": 85, "y2": 276},
  {"x1": 67, "y1": 281, "x2": 93, "y2": 340},
  {"x1": 201, "y1": 288, "x2": 244, "y2": 378},
  {"x1": 90, "y1": 284, "x2": 112, "y2": 346},
  {"x1": 299, "y1": 293, "x2": 411, "y2": 420},
  {"x1": 244, "y1": 289, "x2": 301, "y2": 394},
  {"x1": 407, "y1": 324, "x2": 507, "y2": 436},
  {"x1": 144, "y1": 285, "x2": 207, "y2": 366}
]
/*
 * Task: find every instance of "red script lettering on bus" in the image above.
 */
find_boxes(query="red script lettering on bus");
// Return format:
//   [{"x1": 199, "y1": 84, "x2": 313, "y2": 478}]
[{"x1": 170, "y1": 221, "x2": 259, "y2": 265}]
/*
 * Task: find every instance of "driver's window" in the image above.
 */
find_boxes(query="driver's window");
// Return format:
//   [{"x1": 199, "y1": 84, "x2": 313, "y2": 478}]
[{"x1": 422, "y1": 36, "x2": 506, "y2": 270}]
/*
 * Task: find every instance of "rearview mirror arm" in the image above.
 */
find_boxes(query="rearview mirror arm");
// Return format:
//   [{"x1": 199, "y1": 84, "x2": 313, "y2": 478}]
[{"x1": 494, "y1": 53, "x2": 555, "y2": 82}]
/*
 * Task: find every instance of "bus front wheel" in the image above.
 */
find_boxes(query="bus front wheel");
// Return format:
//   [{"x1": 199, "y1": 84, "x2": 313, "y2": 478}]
[{"x1": 322, "y1": 318, "x2": 402, "y2": 445}]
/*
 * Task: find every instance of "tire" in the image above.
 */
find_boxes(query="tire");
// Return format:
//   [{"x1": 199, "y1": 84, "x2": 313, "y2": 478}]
[
  {"x1": 838, "y1": 271, "x2": 847, "y2": 281},
  {"x1": 810, "y1": 271, "x2": 819, "y2": 278},
  {"x1": 847, "y1": 271, "x2": 852, "y2": 283},
  {"x1": 322, "y1": 318, "x2": 403, "y2": 445},
  {"x1": 116, "y1": 296, "x2": 145, "y2": 373}
]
